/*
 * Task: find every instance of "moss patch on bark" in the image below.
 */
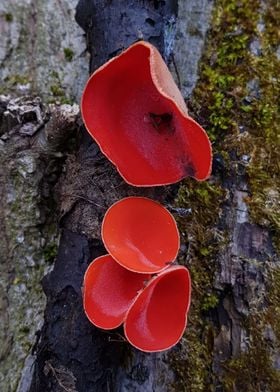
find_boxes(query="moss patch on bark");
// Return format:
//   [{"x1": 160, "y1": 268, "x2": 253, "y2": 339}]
[{"x1": 171, "y1": 0, "x2": 280, "y2": 389}]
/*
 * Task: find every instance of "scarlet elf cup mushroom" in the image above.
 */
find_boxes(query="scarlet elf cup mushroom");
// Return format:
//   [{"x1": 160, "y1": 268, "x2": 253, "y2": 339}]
[
  {"x1": 81, "y1": 41, "x2": 213, "y2": 352},
  {"x1": 81, "y1": 41, "x2": 212, "y2": 186},
  {"x1": 83, "y1": 198, "x2": 192, "y2": 352},
  {"x1": 83, "y1": 256, "x2": 191, "y2": 352},
  {"x1": 124, "y1": 266, "x2": 191, "y2": 352}
]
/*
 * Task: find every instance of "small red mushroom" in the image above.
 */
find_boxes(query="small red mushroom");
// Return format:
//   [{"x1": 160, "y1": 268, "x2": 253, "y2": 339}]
[
  {"x1": 81, "y1": 41, "x2": 212, "y2": 186},
  {"x1": 101, "y1": 197, "x2": 180, "y2": 274},
  {"x1": 124, "y1": 266, "x2": 191, "y2": 352},
  {"x1": 83, "y1": 254, "x2": 150, "y2": 329}
]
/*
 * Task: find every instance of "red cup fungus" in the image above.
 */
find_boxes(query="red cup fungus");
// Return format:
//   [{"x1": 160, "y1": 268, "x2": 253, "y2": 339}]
[
  {"x1": 83, "y1": 254, "x2": 150, "y2": 329},
  {"x1": 81, "y1": 40, "x2": 212, "y2": 186},
  {"x1": 82, "y1": 197, "x2": 192, "y2": 352},
  {"x1": 124, "y1": 266, "x2": 191, "y2": 352},
  {"x1": 101, "y1": 197, "x2": 180, "y2": 274},
  {"x1": 83, "y1": 255, "x2": 191, "y2": 352}
]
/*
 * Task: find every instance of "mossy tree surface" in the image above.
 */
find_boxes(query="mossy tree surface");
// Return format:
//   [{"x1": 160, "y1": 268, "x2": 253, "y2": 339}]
[{"x1": 170, "y1": 0, "x2": 280, "y2": 390}]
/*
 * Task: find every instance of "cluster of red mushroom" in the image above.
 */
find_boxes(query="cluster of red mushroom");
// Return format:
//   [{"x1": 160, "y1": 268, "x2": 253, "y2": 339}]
[
  {"x1": 83, "y1": 197, "x2": 191, "y2": 352},
  {"x1": 81, "y1": 41, "x2": 212, "y2": 352}
]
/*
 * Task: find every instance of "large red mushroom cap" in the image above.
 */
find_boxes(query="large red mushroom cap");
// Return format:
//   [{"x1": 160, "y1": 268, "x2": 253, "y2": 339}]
[
  {"x1": 83, "y1": 254, "x2": 150, "y2": 329},
  {"x1": 101, "y1": 197, "x2": 180, "y2": 274},
  {"x1": 81, "y1": 41, "x2": 212, "y2": 186},
  {"x1": 124, "y1": 266, "x2": 191, "y2": 352}
]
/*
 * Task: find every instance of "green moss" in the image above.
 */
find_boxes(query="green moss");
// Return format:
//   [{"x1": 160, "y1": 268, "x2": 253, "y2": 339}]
[
  {"x1": 5, "y1": 13, "x2": 13, "y2": 22},
  {"x1": 50, "y1": 70, "x2": 59, "y2": 79},
  {"x1": 0, "y1": 73, "x2": 31, "y2": 95},
  {"x1": 245, "y1": 3, "x2": 280, "y2": 246},
  {"x1": 0, "y1": 154, "x2": 49, "y2": 391},
  {"x1": 171, "y1": 0, "x2": 280, "y2": 389},
  {"x1": 193, "y1": 0, "x2": 280, "y2": 249},
  {"x1": 222, "y1": 268, "x2": 280, "y2": 391},
  {"x1": 49, "y1": 74, "x2": 73, "y2": 104},
  {"x1": 201, "y1": 293, "x2": 219, "y2": 312},
  {"x1": 50, "y1": 84, "x2": 64, "y2": 97},
  {"x1": 5, "y1": 74, "x2": 30, "y2": 86},
  {"x1": 63, "y1": 47, "x2": 74, "y2": 62},
  {"x1": 170, "y1": 180, "x2": 225, "y2": 390},
  {"x1": 49, "y1": 83, "x2": 72, "y2": 104},
  {"x1": 43, "y1": 243, "x2": 58, "y2": 263},
  {"x1": 222, "y1": 320, "x2": 280, "y2": 391},
  {"x1": 266, "y1": 268, "x2": 280, "y2": 344},
  {"x1": 19, "y1": 325, "x2": 30, "y2": 334}
]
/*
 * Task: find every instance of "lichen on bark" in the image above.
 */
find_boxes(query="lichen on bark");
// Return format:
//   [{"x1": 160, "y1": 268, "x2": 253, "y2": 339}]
[
  {"x1": 0, "y1": 0, "x2": 88, "y2": 101},
  {"x1": 0, "y1": 96, "x2": 79, "y2": 392}
]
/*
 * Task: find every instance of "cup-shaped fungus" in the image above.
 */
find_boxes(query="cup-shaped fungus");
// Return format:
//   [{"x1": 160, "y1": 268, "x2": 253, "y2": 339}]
[
  {"x1": 83, "y1": 254, "x2": 150, "y2": 329},
  {"x1": 124, "y1": 266, "x2": 191, "y2": 352},
  {"x1": 81, "y1": 41, "x2": 212, "y2": 186},
  {"x1": 101, "y1": 197, "x2": 180, "y2": 274}
]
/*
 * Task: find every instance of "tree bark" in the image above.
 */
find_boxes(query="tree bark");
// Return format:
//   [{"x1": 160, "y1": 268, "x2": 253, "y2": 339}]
[{"x1": 1, "y1": 1, "x2": 280, "y2": 392}]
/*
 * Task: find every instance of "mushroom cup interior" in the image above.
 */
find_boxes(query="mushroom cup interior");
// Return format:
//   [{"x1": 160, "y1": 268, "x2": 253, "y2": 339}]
[{"x1": 124, "y1": 266, "x2": 191, "y2": 352}]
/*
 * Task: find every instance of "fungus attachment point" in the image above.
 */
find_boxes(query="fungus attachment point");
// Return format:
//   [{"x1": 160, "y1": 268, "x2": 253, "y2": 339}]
[
  {"x1": 124, "y1": 266, "x2": 191, "y2": 352},
  {"x1": 83, "y1": 255, "x2": 150, "y2": 329},
  {"x1": 81, "y1": 41, "x2": 212, "y2": 186},
  {"x1": 102, "y1": 197, "x2": 180, "y2": 274}
]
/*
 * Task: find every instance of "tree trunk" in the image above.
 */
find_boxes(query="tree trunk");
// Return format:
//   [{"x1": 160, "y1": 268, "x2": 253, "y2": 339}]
[{"x1": 1, "y1": 1, "x2": 279, "y2": 391}]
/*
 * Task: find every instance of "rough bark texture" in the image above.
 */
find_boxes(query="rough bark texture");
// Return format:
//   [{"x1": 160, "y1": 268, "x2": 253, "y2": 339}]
[
  {"x1": 0, "y1": 0, "x2": 88, "y2": 101},
  {"x1": 1, "y1": 0, "x2": 280, "y2": 391},
  {"x1": 0, "y1": 97, "x2": 80, "y2": 392}
]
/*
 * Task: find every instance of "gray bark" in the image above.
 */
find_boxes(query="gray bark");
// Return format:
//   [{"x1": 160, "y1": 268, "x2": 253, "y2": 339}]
[{"x1": 0, "y1": 0, "x2": 88, "y2": 101}]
